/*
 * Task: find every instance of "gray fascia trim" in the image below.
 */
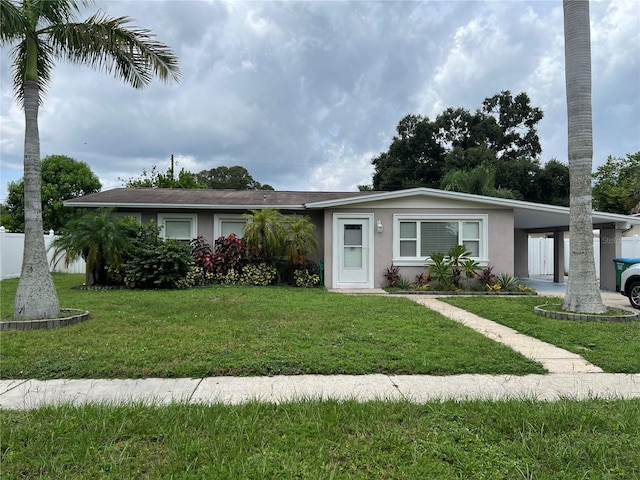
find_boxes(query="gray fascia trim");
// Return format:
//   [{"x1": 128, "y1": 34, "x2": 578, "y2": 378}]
[
  {"x1": 305, "y1": 187, "x2": 640, "y2": 224},
  {"x1": 305, "y1": 187, "x2": 560, "y2": 211},
  {"x1": 62, "y1": 201, "x2": 307, "y2": 210}
]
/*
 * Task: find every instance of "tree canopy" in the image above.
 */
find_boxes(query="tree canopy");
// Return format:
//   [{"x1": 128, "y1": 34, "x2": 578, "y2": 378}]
[
  {"x1": 1, "y1": 154, "x2": 101, "y2": 232},
  {"x1": 592, "y1": 152, "x2": 640, "y2": 215},
  {"x1": 370, "y1": 90, "x2": 569, "y2": 205},
  {"x1": 196, "y1": 166, "x2": 274, "y2": 190},
  {"x1": 122, "y1": 164, "x2": 274, "y2": 190},
  {"x1": 120, "y1": 165, "x2": 203, "y2": 189}
]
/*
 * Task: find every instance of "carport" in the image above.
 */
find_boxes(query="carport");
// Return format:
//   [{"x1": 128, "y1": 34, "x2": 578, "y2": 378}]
[{"x1": 512, "y1": 204, "x2": 639, "y2": 291}]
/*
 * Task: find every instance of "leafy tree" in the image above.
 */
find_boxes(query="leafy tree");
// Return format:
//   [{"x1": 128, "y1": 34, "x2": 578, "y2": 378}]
[
  {"x1": 371, "y1": 91, "x2": 545, "y2": 199},
  {"x1": 122, "y1": 164, "x2": 275, "y2": 190},
  {"x1": 592, "y1": 152, "x2": 640, "y2": 214},
  {"x1": 195, "y1": 165, "x2": 274, "y2": 190},
  {"x1": 121, "y1": 165, "x2": 202, "y2": 189},
  {"x1": 372, "y1": 114, "x2": 446, "y2": 190},
  {"x1": 535, "y1": 159, "x2": 570, "y2": 206},
  {"x1": 561, "y1": 0, "x2": 606, "y2": 313},
  {"x1": 50, "y1": 208, "x2": 130, "y2": 286},
  {"x1": 1, "y1": 154, "x2": 101, "y2": 232},
  {"x1": 481, "y1": 90, "x2": 544, "y2": 160},
  {"x1": 1, "y1": 0, "x2": 180, "y2": 319},
  {"x1": 440, "y1": 163, "x2": 516, "y2": 199}
]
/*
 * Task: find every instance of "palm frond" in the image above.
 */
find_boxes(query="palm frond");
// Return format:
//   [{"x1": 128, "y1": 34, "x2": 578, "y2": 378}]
[
  {"x1": 11, "y1": 38, "x2": 55, "y2": 106},
  {"x1": 0, "y1": 0, "x2": 30, "y2": 44},
  {"x1": 46, "y1": 12, "x2": 181, "y2": 88},
  {"x1": 32, "y1": 0, "x2": 87, "y2": 27}
]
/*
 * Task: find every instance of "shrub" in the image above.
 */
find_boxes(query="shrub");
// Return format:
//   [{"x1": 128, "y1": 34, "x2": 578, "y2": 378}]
[
  {"x1": 283, "y1": 259, "x2": 319, "y2": 286},
  {"x1": 384, "y1": 264, "x2": 401, "y2": 287},
  {"x1": 428, "y1": 252, "x2": 452, "y2": 289},
  {"x1": 122, "y1": 239, "x2": 193, "y2": 289},
  {"x1": 217, "y1": 268, "x2": 241, "y2": 285},
  {"x1": 478, "y1": 266, "x2": 497, "y2": 288},
  {"x1": 411, "y1": 272, "x2": 432, "y2": 291},
  {"x1": 182, "y1": 265, "x2": 214, "y2": 288},
  {"x1": 240, "y1": 263, "x2": 278, "y2": 286},
  {"x1": 293, "y1": 268, "x2": 321, "y2": 288},
  {"x1": 189, "y1": 236, "x2": 214, "y2": 285},
  {"x1": 427, "y1": 245, "x2": 480, "y2": 290},
  {"x1": 395, "y1": 276, "x2": 412, "y2": 290},
  {"x1": 210, "y1": 234, "x2": 248, "y2": 279}
]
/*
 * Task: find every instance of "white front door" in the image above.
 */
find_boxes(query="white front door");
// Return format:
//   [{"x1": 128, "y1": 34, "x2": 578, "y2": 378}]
[{"x1": 333, "y1": 215, "x2": 373, "y2": 288}]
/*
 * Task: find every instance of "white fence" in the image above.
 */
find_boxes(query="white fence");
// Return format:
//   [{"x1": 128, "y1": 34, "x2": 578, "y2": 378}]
[
  {"x1": 528, "y1": 235, "x2": 640, "y2": 277},
  {"x1": 0, "y1": 228, "x2": 85, "y2": 280}
]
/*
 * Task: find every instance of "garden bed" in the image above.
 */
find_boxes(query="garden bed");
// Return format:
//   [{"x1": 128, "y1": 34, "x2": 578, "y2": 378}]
[{"x1": 388, "y1": 290, "x2": 536, "y2": 296}]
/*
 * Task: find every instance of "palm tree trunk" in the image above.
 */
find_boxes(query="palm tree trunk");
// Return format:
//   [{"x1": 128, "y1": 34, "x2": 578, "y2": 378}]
[
  {"x1": 562, "y1": 0, "x2": 606, "y2": 313},
  {"x1": 13, "y1": 80, "x2": 60, "y2": 320}
]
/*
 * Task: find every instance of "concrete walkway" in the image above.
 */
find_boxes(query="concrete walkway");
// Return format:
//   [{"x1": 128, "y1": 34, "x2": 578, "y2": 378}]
[
  {"x1": 403, "y1": 296, "x2": 603, "y2": 373},
  {"x1": 1, "y1": 373, "x2": 639, "y2": 409},
  {"x1": 2, "y1": 283, "x2": 638, "y2": 410}
]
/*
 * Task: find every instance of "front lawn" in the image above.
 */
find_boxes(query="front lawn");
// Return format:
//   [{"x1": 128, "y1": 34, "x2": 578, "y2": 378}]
[
  {"x1": 444, "y1": 296, "x2": 640, "y2": 373},
  {"x1": 0, "y1": 275, "x2": 544, "y2": 379},
  {"x1": 2, "y1": 399, "x2": 639, "y2": 479}
]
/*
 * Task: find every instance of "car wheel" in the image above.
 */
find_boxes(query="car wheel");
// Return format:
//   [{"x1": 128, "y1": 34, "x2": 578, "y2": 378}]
[{"x1": 629, "y1": 281, "x2": 640, "y2": 309}]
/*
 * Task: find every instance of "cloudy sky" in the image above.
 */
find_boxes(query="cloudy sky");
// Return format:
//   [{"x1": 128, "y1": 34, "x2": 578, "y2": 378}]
[{"x1": 1, "y1": 0, "x2": 639, "y2": 201}]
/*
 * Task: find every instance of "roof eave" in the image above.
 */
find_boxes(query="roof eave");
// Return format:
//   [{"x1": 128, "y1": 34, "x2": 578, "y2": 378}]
[{"x1": 62, "y1": 201, "x2": 307, "y2": 210}]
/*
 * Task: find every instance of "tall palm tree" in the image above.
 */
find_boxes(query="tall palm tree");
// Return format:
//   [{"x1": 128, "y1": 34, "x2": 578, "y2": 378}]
[
  {"x1": 1, "y1": 0, "x2": 180, "y2": 320},
  {"x1": 562, "y1": 0, "x2": 606, "y2": 313}
]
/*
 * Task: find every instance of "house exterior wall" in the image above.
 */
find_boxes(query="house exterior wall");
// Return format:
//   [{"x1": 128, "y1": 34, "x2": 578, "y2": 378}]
[
  {"x1": 112, "y1": 207, "x2": 325, "y2": 266},
  {"x1": 322, "y1": 206, "x2": 515, "y2": 289},
  {"x1": 113, "y1": 203, "x2": 515, "y2": 290}
]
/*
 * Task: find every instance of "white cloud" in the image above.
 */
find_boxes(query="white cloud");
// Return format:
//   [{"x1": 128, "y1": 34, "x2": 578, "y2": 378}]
[{"x1": 1, "y1": 0, "x2": 638, "y2": 202}]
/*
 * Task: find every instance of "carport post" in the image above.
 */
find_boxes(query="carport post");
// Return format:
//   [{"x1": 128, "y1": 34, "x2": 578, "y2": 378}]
[
  {"x1": 599, "y1": 227, "x2": 622, "y2": 291},
  {"x1": 553, "y1": 230, "x2": 565, "y2": 283}
]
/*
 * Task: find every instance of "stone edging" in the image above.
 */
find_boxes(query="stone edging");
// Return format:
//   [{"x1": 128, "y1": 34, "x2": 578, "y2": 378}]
[
  {"x1": 534, "y1": 304, "x2": 639, "y2": 322},
  {"x1": 388, "y1": 290, "x2": 536, "y2": 296},
  {"x1": 0, "y1": 309, "x2": 90, "y2": 331}
]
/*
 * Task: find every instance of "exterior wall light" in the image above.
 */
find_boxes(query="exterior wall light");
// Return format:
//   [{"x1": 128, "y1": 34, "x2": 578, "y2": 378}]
[{"x1": 377, "y1": 219, "x2": 383, "y2": 233}]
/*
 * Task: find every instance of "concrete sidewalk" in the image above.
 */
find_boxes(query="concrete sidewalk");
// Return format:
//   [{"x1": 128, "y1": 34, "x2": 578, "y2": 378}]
[
  {"x1": 2, "y1": 284, "x2": 638, "y2": 410},
  {"x1": 1, "y1": 373, "x2": 639, "y2": 409}
]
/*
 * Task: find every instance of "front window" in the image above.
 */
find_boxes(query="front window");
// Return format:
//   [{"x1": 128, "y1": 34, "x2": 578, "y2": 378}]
[
  {"x1": 394, "y1": 215, "x2": 486, "y2": 265},
  {"x1": 214, "y1": 214, "x2": 247, "y2": 239},
  {"x1": 158, "y1": 213, "x2": 197, "y2": 241}
]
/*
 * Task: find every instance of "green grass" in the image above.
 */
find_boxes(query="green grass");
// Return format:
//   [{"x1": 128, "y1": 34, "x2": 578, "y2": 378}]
[
  {"x1": 0, "y1": 275, "x2": 545, "y2": 379},
  {"x1": 2, "y1": 399, "x2": 639, "y2": 479},
  {"x1": 444, "y1": 296, "x2": 640, "y2": 373}
]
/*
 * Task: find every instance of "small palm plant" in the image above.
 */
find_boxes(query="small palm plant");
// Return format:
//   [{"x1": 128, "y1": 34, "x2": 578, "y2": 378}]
[
  {"x1": 428, "y1": 245, "x2": 481, "y2": 290},
  {"x1": 284, "y1": 215, "x2": 318, "y2": 266},
  {"x1": 50, "y1": 208, "x2": 130, "y2": 286},
  {"x1": 242, "y1": 208, "x2": 286, "y2": 263}
]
